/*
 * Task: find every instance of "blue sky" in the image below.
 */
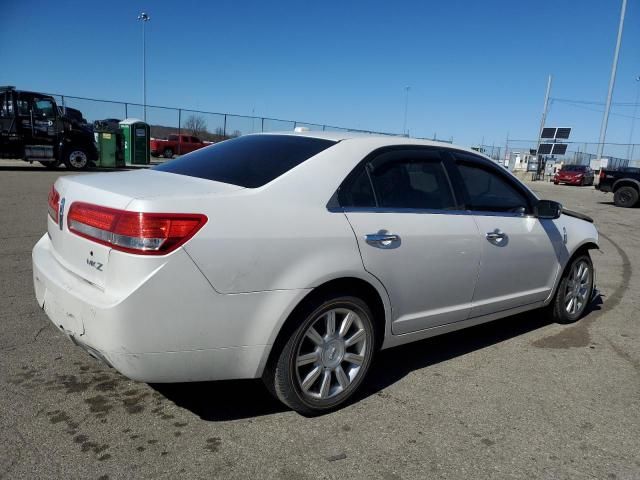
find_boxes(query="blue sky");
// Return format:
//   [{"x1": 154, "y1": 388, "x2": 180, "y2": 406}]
[{"x1": 1, "y1": 0, "x2": 639, "y2": 155}]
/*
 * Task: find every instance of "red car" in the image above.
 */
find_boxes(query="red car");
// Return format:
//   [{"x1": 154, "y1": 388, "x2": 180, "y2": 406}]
[
  {"x1": 150, "y1": 134, "x2": 211, "y2": 158},
  {"x1": 553, "y1": 165, "x2": 595, "y2": 186}
]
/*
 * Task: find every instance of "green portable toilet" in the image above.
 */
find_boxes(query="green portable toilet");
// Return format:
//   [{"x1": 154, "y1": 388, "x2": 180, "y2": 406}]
[
  {"x1": 95, "y1": 130, "x2": 125, "y2": 168},
  {"x1": 119, "y1": 118, "x2": 150, "y2": 166}
]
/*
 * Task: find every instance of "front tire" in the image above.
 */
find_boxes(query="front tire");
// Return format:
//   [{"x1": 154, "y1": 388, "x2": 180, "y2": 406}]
[
  {"x1": 613, "y1": 186, "x2": 639, "y2": 208},
  {"x1": 549, "y1": 253, "x2": 594, "y2": 324},
  {"x1": 163, "y1": 148, "x2": 174, "y2": 159},
  {"x1": 265, "y1": 295, "x2": 376, "y2": 415},
  {"x1": 64, "y1": 148, "x2": 90, "y2": 170}
]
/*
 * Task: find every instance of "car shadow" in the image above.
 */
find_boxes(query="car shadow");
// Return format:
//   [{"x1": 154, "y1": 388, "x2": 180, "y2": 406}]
[
  {"x1": 151, "y1": 378, "x2": 288, "y2": 420},
  {"x1": 152, "y1": 300, "x2": 607, "y2": 421},
  {"x1": 356, "y1": 310, "x2": 550, "y2": 402}
]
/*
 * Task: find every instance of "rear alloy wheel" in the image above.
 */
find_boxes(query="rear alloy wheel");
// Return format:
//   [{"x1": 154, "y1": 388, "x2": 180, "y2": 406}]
[
  {"x1": 64, "y1": 149, "x2": 89, "y2": 170},
  {"x1": 613, "y1": 186, "x2": 639, "y2": 208},
  {"x1": 267, "y1": 296, "x2": 375, "y2": 414},
  {"x1": 163, "y1": 148, "x2": 174, "y2": 159},
  {"x1": 549, "y1": 254, "x2": 594, "y2": 324}
]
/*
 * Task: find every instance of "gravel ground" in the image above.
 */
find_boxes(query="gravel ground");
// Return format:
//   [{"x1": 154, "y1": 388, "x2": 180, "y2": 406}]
[{"x1": 1, "y1": 162, "x2": 638, "y2": 480}]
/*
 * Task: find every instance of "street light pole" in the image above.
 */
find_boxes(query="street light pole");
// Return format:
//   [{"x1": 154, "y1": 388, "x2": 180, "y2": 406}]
[
  {"x1": 596, "y1": 0, "x2": 627, "y2": 163},
  {"x1": 137, "y1": 12, "x2": 150, "y2": 122},
  {"x1": 627, "y1": 75, "x2": 640, "y2": 160},
  {"x1": 402, "y1": 86, "x2": 410, "y2": 136}
]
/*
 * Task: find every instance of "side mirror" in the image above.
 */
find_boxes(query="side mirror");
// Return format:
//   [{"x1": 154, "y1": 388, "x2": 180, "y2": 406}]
[{"x1": 535, "y1": 199, "x2": 562, "y2": 219}]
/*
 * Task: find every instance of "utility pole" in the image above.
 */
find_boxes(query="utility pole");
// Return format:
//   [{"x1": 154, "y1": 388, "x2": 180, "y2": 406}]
[
  {"x1": 137, "y1": 12, "x2": 151, "y2": 122},
  {"x1": 597, "y1": 0, "x2": 627, "y2": 163},
  {"x1": 535, "y1": 75, "x2": 553, "y2": 156},
  {"x1": 505, "y1": 132, "x2": 509, "y2": 167},
  {"x1": 627, "y1": 75, "x2": 640, "y2": 160},
  {"x1": 402, "y1": 86, "x2": 410, "y2": 136}
]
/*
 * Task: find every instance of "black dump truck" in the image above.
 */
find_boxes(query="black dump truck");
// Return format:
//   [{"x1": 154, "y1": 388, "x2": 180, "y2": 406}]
[
  {"x1": 596, "y1": 167, "x2": 640, "y2": 207},
  {"x1": 0, "y1": 86, "x2": 97, "y2": 169}
]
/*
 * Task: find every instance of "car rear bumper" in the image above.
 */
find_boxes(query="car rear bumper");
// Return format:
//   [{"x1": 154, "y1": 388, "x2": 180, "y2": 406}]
[{"x1": 32, "y1": 234, "x2": 307, "y2": 382}]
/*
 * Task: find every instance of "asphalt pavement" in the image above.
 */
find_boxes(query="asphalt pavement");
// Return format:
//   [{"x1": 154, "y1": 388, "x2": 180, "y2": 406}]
[{"x1": 1, "y1": 162, "x2": 638, "y2": 479}]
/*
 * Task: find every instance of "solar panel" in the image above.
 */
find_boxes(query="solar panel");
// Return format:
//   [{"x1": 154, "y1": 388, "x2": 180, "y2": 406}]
[
  {"x1": 538, "y1": 143, "x2": 553, "y2": 154},
  {"x1": 552, "y1": 143, "x2": 568, "y2": 155},
  {"x1": 541, "y1": 128, "x2": 556, "y2": 139},
  {"x1": 555, "y1": 128, "x2": 571, "y2": 139}
]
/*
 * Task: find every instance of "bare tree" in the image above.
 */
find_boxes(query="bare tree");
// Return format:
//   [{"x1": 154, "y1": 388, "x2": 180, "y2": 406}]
[{"x1": 183, "y1": 115, "x2": 207, "y2": 138}]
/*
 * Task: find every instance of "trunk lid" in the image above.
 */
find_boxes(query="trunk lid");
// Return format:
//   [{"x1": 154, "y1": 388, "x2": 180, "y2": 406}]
[{"x1": 49, "y1": 169, "x2": 243, "y2": 289}]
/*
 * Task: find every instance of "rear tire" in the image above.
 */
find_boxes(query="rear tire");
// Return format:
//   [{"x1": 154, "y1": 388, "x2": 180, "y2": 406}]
[
  {"x1": 63, "y1": 148, "x2": 90, "y2": 170},
  {"x1": 264, "y1": 295, "x2": 376, "y2": 415},
  {"x1": 163, "y1": 148, "x2": 174, "y2": 159},
  {"x1": 613, "y1": 186, "x2": 639, "y2": 208},
  {"x1": 549, "y1": 253, "x2": 594, "y2": 324}
]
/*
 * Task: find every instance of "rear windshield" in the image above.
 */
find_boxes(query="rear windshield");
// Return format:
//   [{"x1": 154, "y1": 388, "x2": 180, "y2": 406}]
[
  {"x1": 154, "y1": 135, "x2": 337, "y2": 188},
  {"x1": 561, "y1": 165, "x2": 586, "y2": 171}
]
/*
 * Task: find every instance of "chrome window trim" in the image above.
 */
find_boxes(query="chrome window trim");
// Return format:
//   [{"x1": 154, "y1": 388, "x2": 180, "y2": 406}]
[{"x1": 330, "y1": 206, "x2": 532, "y2": 219}]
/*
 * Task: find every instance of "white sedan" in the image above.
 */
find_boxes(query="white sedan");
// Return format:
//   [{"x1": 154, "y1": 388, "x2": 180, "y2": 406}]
[{"x1": 33, "y1": 132, "x2": 598, "y2": 414}]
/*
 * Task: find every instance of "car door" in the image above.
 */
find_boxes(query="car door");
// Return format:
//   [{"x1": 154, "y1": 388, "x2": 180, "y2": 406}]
[
  {"x1": 30, "y1": 96, "x2": 59, "y2": 146},
  {"x1": 448, "y1": 151, "x2": 561, "y2": 317},
  {"x1": 339, "y1": 147, "x2": 482, "y2": 334}
]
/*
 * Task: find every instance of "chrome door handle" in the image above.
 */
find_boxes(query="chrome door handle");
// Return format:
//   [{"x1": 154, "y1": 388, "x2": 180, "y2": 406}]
[
  {"x1": 365, "y1": 232, "x2": 400, "y2": 247},
  {"x1": 485, "y1": 229, "x2": 507, "y2": 244}
]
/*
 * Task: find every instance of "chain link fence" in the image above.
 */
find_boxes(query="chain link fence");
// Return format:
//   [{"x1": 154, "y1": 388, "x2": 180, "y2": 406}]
[
  {"x1": 478, "y1": 140, "x2": 635, "y2": 171},
  {"x1": 49, "y1": 93, "x2": 455, "y2": 144}
]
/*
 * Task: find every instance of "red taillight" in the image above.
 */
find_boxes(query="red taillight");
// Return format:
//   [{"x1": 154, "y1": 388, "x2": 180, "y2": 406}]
[
  {"x1": 48, "y1": 185, "x2": 60, "y2": 223},
  {"x1": 67, "y1": 202, "x2": 207, "y2": 255},
  {"x1": 599, "y1": 170, "x2": 606, "y2": 180}
]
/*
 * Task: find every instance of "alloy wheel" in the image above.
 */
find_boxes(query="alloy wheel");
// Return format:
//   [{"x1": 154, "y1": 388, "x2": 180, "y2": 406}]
[
  {"x1": 294, "y1": 307, "x2": 369, "y2": 401},
  {"x1": 564, "y1": 259, "x2": 591, "y2": 316}
]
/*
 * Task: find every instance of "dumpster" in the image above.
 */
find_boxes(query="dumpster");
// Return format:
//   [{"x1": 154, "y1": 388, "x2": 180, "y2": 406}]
[
  {"x1": 119, "y1": 118, "x2": 150, "y2": 166},
  {"x1": 96, "y1": 131, "x2": 124, "y2": 168}
]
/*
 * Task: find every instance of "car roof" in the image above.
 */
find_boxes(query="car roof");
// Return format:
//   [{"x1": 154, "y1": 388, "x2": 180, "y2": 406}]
[{"x1": 250, "y1": 131, "x2": 495, "y2": 162}]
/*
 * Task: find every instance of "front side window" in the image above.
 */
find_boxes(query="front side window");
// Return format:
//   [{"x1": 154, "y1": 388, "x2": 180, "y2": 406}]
[
  {"x1": 33, "y1": 98, "x2": 55, "y2": 118},
  {"x1": 454, "y1": 154, "x2": 529, "y2": 213}
]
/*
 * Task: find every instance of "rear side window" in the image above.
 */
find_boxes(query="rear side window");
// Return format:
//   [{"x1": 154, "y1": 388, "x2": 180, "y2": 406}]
[
  {"x1": 338, "y1": 167, "x2": 376, "y2": 208},
  {"x1": 337, "y1": 149, "x2": 456, "y2": 210},
  {"x1": 370, "y1": 157, "x2": 455, "y2": 210},
  {"x1": 154, "y1": 135, "x2": 337, "y2": 188}
]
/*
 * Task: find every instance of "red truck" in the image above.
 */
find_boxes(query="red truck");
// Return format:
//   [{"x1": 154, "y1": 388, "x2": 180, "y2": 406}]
[{"x1": 150, "y1": 134, "x2": 211, "y2": 158}]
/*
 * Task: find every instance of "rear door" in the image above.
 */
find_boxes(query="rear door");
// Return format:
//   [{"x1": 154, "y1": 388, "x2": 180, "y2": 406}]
[
  {"x1": 340, "y1": 147, "x2": 482, "y2": 334},
  {"x1": 447, "y1": 151, "x2": 561, "y2": 317}
]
